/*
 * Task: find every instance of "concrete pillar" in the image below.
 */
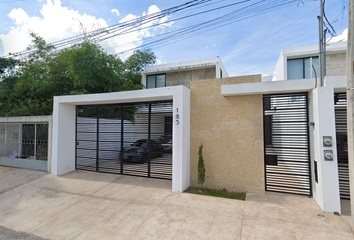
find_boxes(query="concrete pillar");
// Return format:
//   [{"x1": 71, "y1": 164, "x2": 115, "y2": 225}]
[
  {"x1": 172, "y1": 86, "x2": 191, "y2": 193},
  {"x1": 347, "y1": 0, "x2": 354, "y2": 228},
  {"x1": 311, "y1": 87, "x2": 341, "y2": 213},
  {"x1": 51, "y1": 100, "x2": 76, "y2": 175}
]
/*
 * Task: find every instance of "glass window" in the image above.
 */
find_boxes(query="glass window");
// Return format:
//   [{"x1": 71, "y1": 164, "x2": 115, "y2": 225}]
[
  {"x1": 147, "y1": 75, "x2": 156, "y2": 89},
  {"x1": 304, "y1": 57, "x2": 319, "y2": 79},
  {"x1": 156, "y1": 75, "x2": 165, "y2": 88},
  {"x1": 146, "y1": 74, "x2": 165, "y2": 89},
  {"x1": 287, "y1": 59, "x2": 304, "y2": 80},
  {"x1": 287, "y1": 57, "x2": 319, "y2": 80}
]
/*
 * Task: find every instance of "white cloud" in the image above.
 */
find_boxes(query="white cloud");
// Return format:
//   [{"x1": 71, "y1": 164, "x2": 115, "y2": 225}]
[
  {"x1": 1, "y1": 0, "x2": 108, "y2": 55},
  {"x1": 328, "y1": 28, "x2": 348, "y2": 43},
  {"x1": 111, "y1": 9, "x2": 119, "y2": 16},
  {"x1": 212, "y1": 44, "x2": 216, "y2": 47},
  {"x1": 0, "y1": 0, "x2": 173, "y2": 58}
]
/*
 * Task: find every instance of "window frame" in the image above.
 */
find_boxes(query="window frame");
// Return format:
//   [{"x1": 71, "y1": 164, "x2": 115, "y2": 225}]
[
  {"x1": 146, "y1": 73, "x2": 166, "y2": 89},
  {"x1": 287, "y1": 56, "x2": 319, "y2": 80}
]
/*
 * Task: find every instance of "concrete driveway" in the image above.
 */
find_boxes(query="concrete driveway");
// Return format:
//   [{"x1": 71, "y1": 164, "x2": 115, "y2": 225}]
[{"x1": 0, "y1": 166, "x2": 353, "y2": 240}]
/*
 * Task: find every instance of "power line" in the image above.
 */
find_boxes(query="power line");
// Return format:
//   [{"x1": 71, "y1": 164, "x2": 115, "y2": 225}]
[
  {"x1": 223, "y1": 4, "x2": 320, "y2": 58},
  {"x1": 7, "y1": 0, "x2": 315, "y2": 58}
]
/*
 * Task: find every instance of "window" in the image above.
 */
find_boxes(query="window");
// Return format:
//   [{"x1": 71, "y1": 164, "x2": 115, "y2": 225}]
[
  {"x1": 287, "y1": 57, "x2": 319, "y2": 80},
  {"x1": 147, "y1": 74, "x2": 166, "y2": 89}
]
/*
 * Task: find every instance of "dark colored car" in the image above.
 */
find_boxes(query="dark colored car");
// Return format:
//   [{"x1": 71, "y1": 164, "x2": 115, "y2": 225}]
[
  {"x1": 337, "y1": 134, "x2": 348, "y2": 163},
  {"x1": 121, "y1": 139, "x2": 163, "y2": 163},
  {"x1": 157, "y1": 135, "x2": 172, "y2": 144}
]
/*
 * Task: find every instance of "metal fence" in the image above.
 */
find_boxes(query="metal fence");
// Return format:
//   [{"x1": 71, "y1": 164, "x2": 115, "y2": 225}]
[
  {"x1": 334, "y1": 93, "x2": 350, "y2": 200},
  {"x1": 263, "y1": 92, "x2": 312, "y2": 196},
  {"x1": 76, "y1": 101, "x2": 173, "y2": 180},
  {"x1": 0, "y1": 123, "x2": 48, "y2": 160}
]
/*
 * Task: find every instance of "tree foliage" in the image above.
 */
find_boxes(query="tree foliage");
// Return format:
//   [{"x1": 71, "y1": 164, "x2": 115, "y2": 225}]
[
  {"x1": 0, "y1": 32, "x2": 156, "y2": 117},
  {"x1": 198, "y1": 144, "x2": 206, "y2": 189}
]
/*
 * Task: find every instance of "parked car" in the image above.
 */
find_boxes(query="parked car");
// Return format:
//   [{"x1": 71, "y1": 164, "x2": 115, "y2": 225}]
[
  {"x1": 161, "y1": 140, "x2": 172, "y2": 153},
  {"x1": 121, "y1": 139, "x2": 163, "y2": 163},
  {"x1": 337, "y1": 134, "x2": 348, "y2": 163},
  {"x1": 157, "y1": 135, "x2": 172, "y2": 144}
]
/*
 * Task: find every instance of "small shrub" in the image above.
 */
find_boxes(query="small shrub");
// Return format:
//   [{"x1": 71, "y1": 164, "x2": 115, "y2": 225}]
[{"x1": 197, "y1": 144, "x2": 205, "y2": 189}]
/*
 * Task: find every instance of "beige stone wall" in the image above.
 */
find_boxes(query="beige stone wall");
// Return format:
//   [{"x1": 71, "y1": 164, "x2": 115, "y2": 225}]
[
  {"x1": 326, "y1": 53, "x2": 346, "y2": 76},
  {"x1": 166, "y1": 68, "x2": 215, "y2": 88},
  {"x1": 190, "y1": 75, "x2": 265, "y2": 193}
]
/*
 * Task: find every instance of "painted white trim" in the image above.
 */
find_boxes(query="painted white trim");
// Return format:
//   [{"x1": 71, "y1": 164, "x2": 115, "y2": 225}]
[
  {"x1": 51, "y1": 86, "x2": 191, "y2": 193},
  {"x1": 221, "y1": 79, "x2": 316, "y2": 96}
]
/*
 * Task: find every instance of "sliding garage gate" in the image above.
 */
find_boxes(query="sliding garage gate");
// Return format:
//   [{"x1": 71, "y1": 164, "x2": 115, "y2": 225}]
[
  {"x1": 263, "y1": 93, "x2": 312, "y2": 196},
  {"x1": 334, "y1": 93, "x2": 350, "y2": 200},
  {"x1": 75, "y1": 101, "x2": 173, "y2": 180}
]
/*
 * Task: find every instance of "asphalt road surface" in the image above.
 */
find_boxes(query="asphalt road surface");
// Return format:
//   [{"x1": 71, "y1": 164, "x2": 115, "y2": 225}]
[{"x1": 0, "y1": 226, "x2": 48, "y2": 240}]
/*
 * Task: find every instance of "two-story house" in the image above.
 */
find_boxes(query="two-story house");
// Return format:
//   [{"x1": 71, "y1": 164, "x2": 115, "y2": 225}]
[{"x1": 141, "y1": 57, "x2": 228, "y2": 89}]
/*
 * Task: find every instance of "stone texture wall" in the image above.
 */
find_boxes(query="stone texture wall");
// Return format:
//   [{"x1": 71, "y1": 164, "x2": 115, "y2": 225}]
[
  {"x1": 326, "y1": 53, "x2": 346, "y2": 76},
  {"x1": 190, "y1": 75, "x2": 265, "y2": 193},
  {"x1": 166, "y1": 68, "x2": 215, "y2": 88}
]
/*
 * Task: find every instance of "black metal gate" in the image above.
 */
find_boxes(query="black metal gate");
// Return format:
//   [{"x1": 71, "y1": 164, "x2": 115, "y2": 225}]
[
  {"x1": 75, "y1": 101, "x2": 173, "y2": 180},
  {"x1": 334, "y1": 93, "x2": 350, "y2": 200},
  {"x1": 263, "y1": 93, "x2": 312, "y2": 196}
]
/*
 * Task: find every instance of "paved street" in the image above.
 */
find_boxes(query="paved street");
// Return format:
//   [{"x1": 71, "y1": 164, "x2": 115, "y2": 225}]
[{"x1": 0, "y1": 166, "x2": 353, "y2": 240}]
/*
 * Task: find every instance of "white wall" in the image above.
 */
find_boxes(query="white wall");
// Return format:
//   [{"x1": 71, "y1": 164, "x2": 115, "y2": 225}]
[{"x1": 51, "y1": 86, "x2": 191, "y2": 193}]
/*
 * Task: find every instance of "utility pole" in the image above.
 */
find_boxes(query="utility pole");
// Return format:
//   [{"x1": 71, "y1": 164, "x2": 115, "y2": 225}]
[
  {"x1": 318, "y1": 0, "x2": 324, "y2": 87},
  {"x1": 347, "y1": 0, "x2": 354, "y2": 230}
]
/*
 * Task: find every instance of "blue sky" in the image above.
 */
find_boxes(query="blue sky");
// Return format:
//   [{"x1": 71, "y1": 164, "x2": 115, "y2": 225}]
[{"x1": 0, "y1": 0, "x2": 348, "y2": 77}]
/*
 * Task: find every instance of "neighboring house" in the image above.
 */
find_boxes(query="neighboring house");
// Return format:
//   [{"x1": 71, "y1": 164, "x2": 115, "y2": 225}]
[
  {"x1": 0, "y1": 116, "x2": 52, "y2": 172},
  {"x1": 275, "y1": 41, "x2": 346, "y2": 81},
  {"x1": 141, "y1": 57, "x2": 228, "y2": 88}
]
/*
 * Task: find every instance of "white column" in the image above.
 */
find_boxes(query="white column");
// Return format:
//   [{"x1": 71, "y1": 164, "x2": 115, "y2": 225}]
[
  {"x1": 312, "y1": 87, "x2": 341, "y2": 213},
  {"x1": 172, "y1": 86, "x2": 191, "y2": 193},
  {"x1": 51, "y1": 99, "x2": 76, "y2": 175}
]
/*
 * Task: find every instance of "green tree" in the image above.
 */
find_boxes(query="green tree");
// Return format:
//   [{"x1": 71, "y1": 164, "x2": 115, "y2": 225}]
[
  {"x1": 0, "y1": 57, "x2": 21, "y2": 117},
  {"x1": 198, "y1": 144, "x2": 206, "y2": 189},
  {"x1": 0, "y1": 32, "x2": 156, "y2": 117}
]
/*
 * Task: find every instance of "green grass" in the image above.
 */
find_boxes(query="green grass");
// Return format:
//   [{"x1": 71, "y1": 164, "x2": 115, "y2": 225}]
[{"x1": 184, "y1": 187, "x2": 246, "y2": 201}]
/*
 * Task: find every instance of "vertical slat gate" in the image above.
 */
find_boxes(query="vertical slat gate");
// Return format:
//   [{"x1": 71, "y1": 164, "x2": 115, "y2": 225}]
[
  {"x1": 75, "y1": 101, "x2": 173, "y2": 180},
  {"x1": 263, "y1": 93, "x2": 312, "y2": 196},
  {"x1": 334, "y1": 93, "x2": 350, "y2": 200}
]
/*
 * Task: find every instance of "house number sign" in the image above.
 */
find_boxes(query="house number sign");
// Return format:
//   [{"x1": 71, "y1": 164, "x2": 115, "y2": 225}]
[{"x1": 176, "y1": 108, "x2": 180, "y2": 125}]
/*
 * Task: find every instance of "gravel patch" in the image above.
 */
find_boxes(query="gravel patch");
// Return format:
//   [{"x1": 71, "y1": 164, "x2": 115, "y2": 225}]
[{"x1": 0, "y1": 226, "x2": 49, "y2": 240}]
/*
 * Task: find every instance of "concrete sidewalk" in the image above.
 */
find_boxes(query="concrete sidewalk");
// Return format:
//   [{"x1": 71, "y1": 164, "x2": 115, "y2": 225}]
[{"x1": 0, "y1": 166, "x2": 353, "y2": 240}]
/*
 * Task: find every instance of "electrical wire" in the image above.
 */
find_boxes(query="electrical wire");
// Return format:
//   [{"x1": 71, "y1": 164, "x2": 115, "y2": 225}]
[
  {"x1": 7, "y1": 0, "x2": 316, "y2": 58},
  {"x1": 323, "y1": 0, "x2": 337, "y2": 37}
]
